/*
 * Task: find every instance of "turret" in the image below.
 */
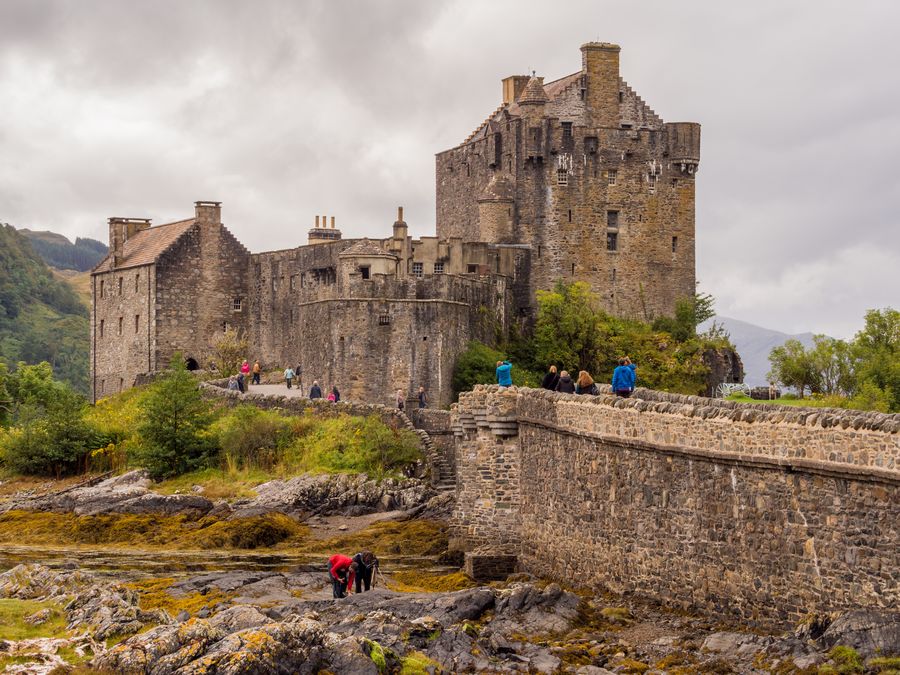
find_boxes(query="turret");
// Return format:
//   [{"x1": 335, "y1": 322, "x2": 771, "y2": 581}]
[{"x1": 477, "y1": 174, "x2": 515, "y2": 242}]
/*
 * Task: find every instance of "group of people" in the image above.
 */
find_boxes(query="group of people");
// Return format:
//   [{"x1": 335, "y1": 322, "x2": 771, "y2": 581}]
[
  {"x1": 395, "y1": 386, "x2": 428, "y2": 411},
  {"x1": 226, "y1": 359, "x2": 261, "y2": 392},
  {"x1": 496, "y1": 357, "x2": 638, "y2": 398},
  {"x1": 328, "y1": 550, "x2": 380, "y2": 599}
]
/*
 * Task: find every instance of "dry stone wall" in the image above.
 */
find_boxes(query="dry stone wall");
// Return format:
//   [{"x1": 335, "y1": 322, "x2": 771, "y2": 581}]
[{"x1": 451, "y1": 385, "x2": 900, "y2": 627}]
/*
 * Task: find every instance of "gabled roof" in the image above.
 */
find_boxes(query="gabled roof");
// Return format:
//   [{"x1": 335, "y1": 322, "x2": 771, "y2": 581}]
[
  {"x1": 338, "y1": 238, "x2": 397, "y2": 258},
  {"x1": 92, "y1": 218, "x2": 196, "y2": 273}
]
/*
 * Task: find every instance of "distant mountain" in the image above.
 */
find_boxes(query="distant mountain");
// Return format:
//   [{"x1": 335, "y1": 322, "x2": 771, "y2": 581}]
[
  {"x1": 0, "y1": 224, "x2": 90, "y2": 394},
  {"x1": 700, "y1": 316, "x2": 816, "y2": 388},
  {"x1": 18, "y1": 228, "x2": 107, "y2": 272}
]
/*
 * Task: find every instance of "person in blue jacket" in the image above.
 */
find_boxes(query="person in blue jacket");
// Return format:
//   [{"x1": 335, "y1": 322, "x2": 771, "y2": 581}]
[
  {"x1": 612, "y1": 356, "x2": 636, "y2": 397},
  {"x1": 496, "y1": 360, "x2": 513, "y2": 387}
]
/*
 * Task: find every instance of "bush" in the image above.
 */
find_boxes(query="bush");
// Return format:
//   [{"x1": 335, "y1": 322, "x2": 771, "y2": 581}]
[
  {"x1": 134, "y1": 359, "x2": 214, "y2": 480},
  {"x1": 282, "y1": 414, "x2": 421, "y2": 479},
  {"x1": 452, "y1": 342, "x2": 540, "y2": 397},
  {"x1": 210, "y1": 405, "x2": 294, "y2": 472}
]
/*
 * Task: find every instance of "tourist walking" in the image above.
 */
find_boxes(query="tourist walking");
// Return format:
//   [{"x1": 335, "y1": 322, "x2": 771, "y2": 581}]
[
  {"x1": 612, "y1": 357, "x2": 637, "y2": 397},
  {"x1": 555, "y1": 370, "x2": 576, "y2": 393},
  {"x1": 396, "y1": 389, "x2": 405, "y2": 410},
  {"x1": 332, "y1": 385, "x2": 341, "y2": 402},
  {"x1": 496, "y1": 360, "x2": 512, "y2": 387},
  {"x1": 236, "y1": 371, "x2": 245, "y2": 393},
  {"x1": 417, "y1": 386, "x2": 427, "y2": 409},
  {"x1": 251, "y1": 360, "x2": 261, "y2": 385},
  {"x1": 227, "y1": 375, "x2": 240, "y2": 391},
  {"x1": 575, "y1": 370, "x2": 599, "y2": 395},
  {"x1": 295, "y1": 363, "x2": 303, "y2": 392},
  {"x1": 240, "y1": 359, "x2": 250, "y2": 379},
  {"x1": 351, "y1": 551, "x2": 379, "y2": 593},
  {"x1": 284, "y1": 366, "x2": 295, "y2": 389},
  {"x1": 541, "y1": 365, "x2": 559, "y2": 391},
  {"x1": 328, "y1": 554, "x2": 357, "y2": 599},
  {"x1": 310, "y1": 380, "x2": 323, "y2": 399}
]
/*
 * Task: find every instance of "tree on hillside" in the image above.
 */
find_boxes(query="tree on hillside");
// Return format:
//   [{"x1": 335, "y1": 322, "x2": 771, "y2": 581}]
[{"x1": 136, "y1": 357, "x2": 214, "y2": 479}]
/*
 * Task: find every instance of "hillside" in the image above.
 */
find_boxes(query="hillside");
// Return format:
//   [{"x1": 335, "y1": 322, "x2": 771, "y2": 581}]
[
  {"x1": 0, "y1": 224, "x2": 90, "y2": 394},
  {"x1": 701, "y1": 315, "x2": 816, "y2": 387},
  {"x1": 18, "y1": 227, "x2": 107, "y2": 272}
]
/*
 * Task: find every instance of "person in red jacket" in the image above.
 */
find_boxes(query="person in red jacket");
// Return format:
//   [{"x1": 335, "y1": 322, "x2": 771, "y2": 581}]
[{"x1": 328, "y1": 554, "x2": 357, "y2": 599}]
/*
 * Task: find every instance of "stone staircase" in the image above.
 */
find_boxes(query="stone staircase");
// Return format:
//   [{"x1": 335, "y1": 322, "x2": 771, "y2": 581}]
[{"x1": 398, "y1": 414, "x2": 455, "y2": 492}]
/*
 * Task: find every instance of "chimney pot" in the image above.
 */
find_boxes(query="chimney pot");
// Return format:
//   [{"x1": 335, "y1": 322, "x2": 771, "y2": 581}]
[
  {"x1": 331, "y1": 216, "x2": 335, "y2": 229},
  {"x1": 315, "y1": 215, "x2": 320, "y2": 228}
]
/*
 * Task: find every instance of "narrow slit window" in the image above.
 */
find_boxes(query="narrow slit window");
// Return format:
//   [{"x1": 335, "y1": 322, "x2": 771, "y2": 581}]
[
  {"x1": 672, "y1": 236, "x2": 678, "y2": 253},
  {"x1": 568, "y1": 209, "x2": 572, "y2": 222},
  {"x1": 117, "y1": 277, "x2": 123, "y2": 295},
  {"x1": 134, "y1": 314, "x2": 140, "y2": 333},
  {"x1": 100, "y1": 279, "x2": 105, "y2": 298},
  {"x1": 134, "y1": 274, "x2": 140, "y2": 292},
  {"x1": 117, "y1": 317, "x2": 123, "y2": 336},
  {"x1": 99, "y1": 319, "x2": 104, "y2": 338}
]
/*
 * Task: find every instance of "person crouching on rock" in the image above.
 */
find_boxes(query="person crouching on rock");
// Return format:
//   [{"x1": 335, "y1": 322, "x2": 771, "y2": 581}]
[
  {"x1": 329, "y1": 554, "x2": 357, "y2": 599},
  {"x1": 352, "y1": 551, "x2": 379, "y2": 593}
]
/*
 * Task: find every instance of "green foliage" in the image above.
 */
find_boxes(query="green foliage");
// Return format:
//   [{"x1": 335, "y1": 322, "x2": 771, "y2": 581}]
[
  {"x1": 767, "y1": 308, "x2": 899, "y2": 411},
  {"x1": 209, "y1": 404, "x2": 294, "y2": 472},
  {"x1": 134, "y1": 358, "x2": 214, "y2": 479},
  {"x1": 18, "y1": 229, "x2": 107, "y2": 272},
  {"x1": 283, "y1": 414, "x2": 422, "y2": 479},
  {"x1": 0, "y1": 362, "x2": 99, "y2": 476},
  {"x1": 451, "y1": 341, "x2": 540, "y2": 397},
  {"x1": 653, "y1": 292, "x2": 716, "y2": 342},
  {"x1": 822, "y1": 645, "x2": 864, "y2": 674},
  {"x1": 208, "y1": 328, "x2": 249, "y2": 377},
  {"x1": 0, "y1": 224, "x2": 90, "y2": 393},
  {"x1": 534, "y1": 281, "x2": 607, "y2": 370}
]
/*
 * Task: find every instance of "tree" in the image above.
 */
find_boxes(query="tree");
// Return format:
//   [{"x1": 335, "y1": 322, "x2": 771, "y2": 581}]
[
  {"x1": 208, "y1": 328, "x2": 248, "y2": 377},
  {"x1": 768, "y1": 339, "x2": 819, "y2": 398},
  {"x1": 808, "y1": 336, "x2": 855, "y2": 397},
  {"x1": 653, "y1": 292, "x2": 717, "y2": 342},
  {"x1": 533, "y1": 281, "x2": 606, "y2": 372},
  {"x1": 135, "y1": 357, "x2": 214, "y2": 479},
  {"x1": 852, "y1": 308, "x2": 899, "y2": 412}
]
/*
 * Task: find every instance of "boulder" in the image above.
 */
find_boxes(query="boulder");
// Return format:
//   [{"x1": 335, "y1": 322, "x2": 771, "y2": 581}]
[{"x1": 819, "y1": 609, "x2": 900, "y2": 657}]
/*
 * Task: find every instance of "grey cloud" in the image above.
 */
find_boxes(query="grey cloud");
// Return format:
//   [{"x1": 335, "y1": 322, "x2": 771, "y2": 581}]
[{"x1": 0, "y1": 0, "x2": 898, "y2": 338}]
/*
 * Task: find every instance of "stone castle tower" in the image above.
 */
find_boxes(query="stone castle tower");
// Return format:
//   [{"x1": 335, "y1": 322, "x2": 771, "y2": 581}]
[{"x1": 436, "y1": 42, "x2": 700, "y2": 319}]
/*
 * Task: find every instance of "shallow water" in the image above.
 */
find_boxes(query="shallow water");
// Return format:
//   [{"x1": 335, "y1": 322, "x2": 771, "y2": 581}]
[{"x1": 0, "y1": 545, "x2": 447, "y2": 582}]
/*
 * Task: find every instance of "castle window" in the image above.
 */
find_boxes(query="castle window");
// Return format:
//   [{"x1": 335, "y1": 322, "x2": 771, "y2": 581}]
[
  {"x1": 119, "y1": 378, "x2": 123, "y2": 392},
  {"x1": 571, "y1": 263, "x2": 576, "y2": 275},
  {"x1": 607, "y1": 231, "x2": 618, "y2": 252},
  {"x1": 232, "y1": 298, "x2": 242, "y2": 311},
  {"x1": 568, "y1": 209, "x2": 572, "y2": 222},
  {"x1": 618, "y1": 91, "x2": 624, "y2": 103},
  {"x1": 648, "y1": 174, "x2": 658, "y2": 194},
  {"x1": 467, "y1": 263, "x2": 478, "y2": 274},
  {"x1": 290, "y1": 309, "x2": 294, "y2": 323},
  {"x1": 561, "y1": 122, "x2": 573, "y2": 140},
  {"x1": 607, "y1": 169, "x2": 617, "y2": 186},
  {"x1": 117, "y1": 317, "x2": 123, "y2": 336},
  {"x1": 100, "y1": 380, "x2": 105, "y2": 394},
  {"x1": 135, "y1": 273, "x2": 140, "y2": 292},
  {"x1": 607, "y1": 211, "x2": 619, "y2": 229},
  {"x1": 379, "y1": 315, "x2": 391, "y2": 326},
  {"x1": 117, "y1": 277, "x2": 123, "y2": 295},
  {"x1": 360, "y1": 266, "x2": 370, "y2": 280},
  {"x1": 412, "y1": 262, "x2": 424, "y2": 278},
  {"x1": 433, "y1": 262, "x2": 444, "y2": 274},
  {"x1": 99, "y1": 319, "x2": 104, "y2": 338},
  {"x1": 612, "y1": 268, "x2": 617, "y2": 283},
  {"x1": 290, "y1": 275, "x2": 297, "y2": 290},
  {"x1": 100, "y1": 279, "x2": 104, "y2": 298},
  {"x1": 222, "y1": 321, "x2": 230, "y2": 332},
  {"x1": 672, "y1": 236, "x2": 678, "y2": 253},
  {"x1": 134, "y1": 314, "x2": 140, "y2": 334},
  {"x1": 557, "y1": 169, "x2": 568, "y2": 186}
]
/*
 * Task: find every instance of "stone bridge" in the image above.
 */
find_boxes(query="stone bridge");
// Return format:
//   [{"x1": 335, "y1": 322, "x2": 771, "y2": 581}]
[{"x1": 450, "y1": 384, "x2": 899, "y2": 628}]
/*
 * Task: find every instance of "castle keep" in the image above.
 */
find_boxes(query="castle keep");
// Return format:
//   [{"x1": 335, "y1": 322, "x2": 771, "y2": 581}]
[{"x1": 91, "y1": 43, "x2": 699, "y2": 405}]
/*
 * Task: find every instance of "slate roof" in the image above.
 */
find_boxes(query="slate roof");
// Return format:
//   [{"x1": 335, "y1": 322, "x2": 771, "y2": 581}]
[
  {"x1": 517, "y1": 76, "x2": 549, "y2": 105},
  {"x1": 92, "y1": 218, "x2": 196, "y2": 273}
]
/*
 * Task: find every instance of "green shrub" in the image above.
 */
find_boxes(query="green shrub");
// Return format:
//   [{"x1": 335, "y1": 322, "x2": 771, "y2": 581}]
[
  {"x1": 210, "y1": 404, "x2": 293, "y2": 472},
  {"x1": 133, "y1": 359, "x2": 214, "y2": 480},
  {"x1": 282, "y1": 414, "x2": 421, "y2": 479}
]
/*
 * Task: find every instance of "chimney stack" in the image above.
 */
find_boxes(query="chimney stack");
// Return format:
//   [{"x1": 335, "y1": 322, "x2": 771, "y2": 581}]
[
  {"x1": 393, "y1": 205, "x2": 408, "y2": 241},
  {"x1": 501, "y1": 75, "x2": 531, "y2": 104},
  {"x1": 107, "y1": 217, "x2": 151, "y2": 267},
  {"x1": 194, "y1": 200, "x2": 222, "y2": 224},
  {"x1": 580, "y1": 42, "x2": 621, "y2": 128},
  {"x1": 315, "y1": 215, "x2": 320, "y2": 228}
]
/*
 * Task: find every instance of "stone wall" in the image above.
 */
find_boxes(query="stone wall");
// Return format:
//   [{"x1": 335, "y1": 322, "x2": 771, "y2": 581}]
[{"x1": 450, "y1": 385, "x2": 900, "y2": 626}]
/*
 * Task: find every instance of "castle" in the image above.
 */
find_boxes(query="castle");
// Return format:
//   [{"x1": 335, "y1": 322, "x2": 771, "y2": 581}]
[{"x1": 90, "y1": 42, "x2": 700, "y2": 406}]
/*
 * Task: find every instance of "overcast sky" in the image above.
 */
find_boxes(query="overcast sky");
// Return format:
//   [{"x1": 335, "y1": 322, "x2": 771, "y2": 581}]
[{"x1": 1, "y1": 0, "x2": 897, "y2": 338}]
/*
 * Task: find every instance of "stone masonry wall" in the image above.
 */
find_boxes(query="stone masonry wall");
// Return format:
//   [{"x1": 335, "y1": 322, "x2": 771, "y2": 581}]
[{"x1": 451, "y1": 385, "x2": 900, "y2": 626}]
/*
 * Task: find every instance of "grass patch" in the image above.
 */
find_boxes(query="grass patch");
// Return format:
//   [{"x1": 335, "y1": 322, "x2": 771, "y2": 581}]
[
  {"x1": 387, "y1": 570, "x2": 476, "y2": 593},
  {"x1": 125, "y1": 577, "x2": 231, "y2": 616},
  {"x1": 154, "y1": 467, "x2": 270, "y2": 500},
  {"x1": 0, "y1": 510, "x2": 309, "y2": 550},
  {"x1": 869, "y1": 656, "x2": 900, "y2": 674},
  {"x1": 0, "y1": 599, "x2": 68, "y2": 640},
  {"x1": 725, "y1": 393, "x2": 827, "y2": 407},
  {"x1": 400, "y1": 650, "x2": 442, "y2": 674},
  {"x1": 303, "y1": 519, "x2": 448, "y2": 557}
]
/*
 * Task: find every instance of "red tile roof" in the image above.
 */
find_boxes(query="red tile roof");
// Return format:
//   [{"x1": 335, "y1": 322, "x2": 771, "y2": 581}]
[{"x1": 92, "y1": 218, "x2": 196, "y2": 273}]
